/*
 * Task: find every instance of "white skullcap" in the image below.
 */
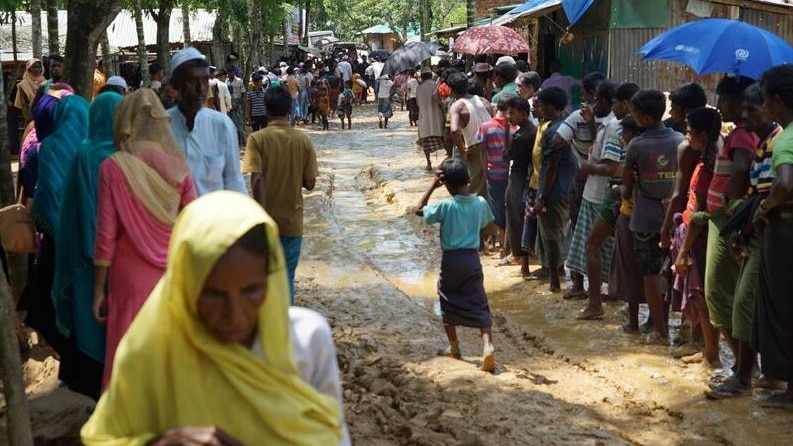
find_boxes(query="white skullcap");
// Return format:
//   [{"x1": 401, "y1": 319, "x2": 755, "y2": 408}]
[
  {"x1": 171, "y1": 47, "x2": 206, "y2": 72},
  {"x1": 496, "y1": 56, "x2": 516, "y2": 66},
  {"x1": 106, "y1": 76, "x2": 128, "y2": 89}
]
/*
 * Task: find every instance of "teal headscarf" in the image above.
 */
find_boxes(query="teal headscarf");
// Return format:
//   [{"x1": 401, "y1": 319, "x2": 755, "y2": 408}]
[
  {"x1": 31, "y1": 94, "x2": 89, "y2": 237},
  {"x1": 52, "y1": 92, "x2": 122, "y2": 361}
]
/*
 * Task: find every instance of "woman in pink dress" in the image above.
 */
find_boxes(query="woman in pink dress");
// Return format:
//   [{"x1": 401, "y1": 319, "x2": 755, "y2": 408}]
[{"x1": 92, "y1": 89, "x2": 196, "y2": 387}]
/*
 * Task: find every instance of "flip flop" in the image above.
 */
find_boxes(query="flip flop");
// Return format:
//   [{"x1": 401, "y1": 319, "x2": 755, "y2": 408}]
[
  {"x1": 705, "y1": 381, "x2": 751, "y2": 400},
  {"x1": 757, "y1": 394, "x2": 793, "y2": 410},
  {"x1": 524, "y1": 268, "x2": 549, "y2": 280},
  {"x1": 496, "y1": 256, "x2": 522, "y2": 267},
  {"x1": 576, "y1": 306, "x2": 605, "y2": 320},
  {"x1": 563, "y1": 289, "x2": 587, "y2": 300}
]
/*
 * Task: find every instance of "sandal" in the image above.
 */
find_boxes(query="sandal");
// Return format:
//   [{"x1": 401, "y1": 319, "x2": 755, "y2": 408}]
[
  {"x1": 496, "y1": 255, "x2": 523, "y2": 267},
  {"x1": 705, "y1": 381, "x2": 751, "y2": 400},
  {"x1": 754, "y1": 375, "x2": 787, "y2": 391},
  {"x1": 562, "y1": 288, "x2": 587, "y2": 300},
  {"x1": 757, "y1": 393, "x2": 793, "y2": 410},
  {"x1": 576, "y1": 306, "x2": 605, "y2": 320},
  {"x1": 525, "y1": 267, "x2": 549, "y2": 280}
]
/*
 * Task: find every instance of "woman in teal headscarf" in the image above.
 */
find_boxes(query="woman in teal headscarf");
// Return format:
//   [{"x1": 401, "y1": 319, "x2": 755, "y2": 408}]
[
  {"x1": 23, "y1": 93, "x2": 89, "y2": 389},
  {"x1": 52, "y1": 91, "x2": 122, "y2": 400}
]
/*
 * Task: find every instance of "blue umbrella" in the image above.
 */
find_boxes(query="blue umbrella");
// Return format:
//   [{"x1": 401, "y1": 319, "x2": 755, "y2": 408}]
[{"x1": 638, "y1": 18, "x2": 793, "y2": 80}]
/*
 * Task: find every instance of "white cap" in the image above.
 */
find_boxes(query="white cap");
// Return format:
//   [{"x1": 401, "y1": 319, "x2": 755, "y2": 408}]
[
  {"x1": 171, "y1": 47, "x2": 206, "y2": 72},
  {"x1": 280, "y1": 61, "x2": 288, "y2": 67},
  {"x1": 106, "y1": 76, "x2": 128, "y2": 89},
  {"x1": 496, "y1": 56, "x2": 516, "y2": 66}
]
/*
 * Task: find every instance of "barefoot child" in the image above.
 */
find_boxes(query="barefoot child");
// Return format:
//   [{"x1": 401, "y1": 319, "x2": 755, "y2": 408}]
[
  {"x1": 337, "y1": 81, "x2": 354, "y2": 130},
  {"x1": 416, "y1": 158, "x2": 496, "y2": 372},
  {"x1": 316, "y1": 79, "x2": 330, "y2": 131}
]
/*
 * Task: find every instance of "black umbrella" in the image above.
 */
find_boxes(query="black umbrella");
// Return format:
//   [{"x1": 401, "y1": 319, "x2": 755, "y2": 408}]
[
  {"x1": 368, "y1": 49, "x2": 391, "y2": 61},
  {"x1": 382, "y1": 42, "x2": 441, "y2": 75}
]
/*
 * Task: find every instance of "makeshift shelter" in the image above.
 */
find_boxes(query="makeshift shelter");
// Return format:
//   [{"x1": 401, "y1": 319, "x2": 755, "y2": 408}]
[{"x1": 493, "y1": 0, "x2": 793, "y2": 96}]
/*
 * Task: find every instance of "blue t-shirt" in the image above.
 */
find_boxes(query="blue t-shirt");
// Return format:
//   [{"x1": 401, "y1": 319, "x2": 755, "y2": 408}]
[{"x1": 423, "y1": 194, "x2": 494, "y2": 250}]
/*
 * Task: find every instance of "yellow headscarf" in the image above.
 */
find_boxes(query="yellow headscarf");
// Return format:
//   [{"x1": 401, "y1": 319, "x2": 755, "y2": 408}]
[
  {"x1": 14, "y1": 58, "x2": 45, "y2": 119},
  {"x1": 81, "y1": 191, "x2": 341, "y2": 446},
  {"x1": 111, "y1": 89, "x2": 191, "y2": 225}
]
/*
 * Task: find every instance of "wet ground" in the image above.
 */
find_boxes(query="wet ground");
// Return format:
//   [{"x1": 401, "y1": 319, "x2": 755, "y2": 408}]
[
  {"x1": 297, "y1": 104, "x2": 792, "y2": 445},
  {"x1": 3, "y1": 102, "x2": 792, "y2": 445}
]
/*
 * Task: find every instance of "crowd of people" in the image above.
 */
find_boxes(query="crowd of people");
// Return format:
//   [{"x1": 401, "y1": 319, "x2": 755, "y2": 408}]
[
  {"x1": 5, "y1": 47, "x2": 350, "y2": 444},
  {"x1": 4, "y1": 37, "x2": 793, "y2": 444},
  {"x1": 407, "y1": 55, "x2": 793, "y2": 408}
]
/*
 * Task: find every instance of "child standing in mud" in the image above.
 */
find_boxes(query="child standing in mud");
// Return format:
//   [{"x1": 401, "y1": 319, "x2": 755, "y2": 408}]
[{"x1": 416, "y1": 158, "x2": 496, "y2": 372}]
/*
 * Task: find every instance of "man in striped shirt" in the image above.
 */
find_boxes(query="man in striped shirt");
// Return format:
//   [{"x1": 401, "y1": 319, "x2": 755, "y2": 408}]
[
  {"x1": 477, "y1": 95, "x2": 515, "y2": 234},
  {"x1": 245, "y1": 74, "x2": 268, "y2": 131}
]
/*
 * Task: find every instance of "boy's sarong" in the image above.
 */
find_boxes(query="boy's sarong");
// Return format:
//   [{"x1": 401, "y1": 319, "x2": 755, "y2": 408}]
[
  {"x1": 377, "y1": 98, "x2": 393, "y2": 118},
  {"x1": 438, "y1": 249, "x2": 492, "y2": 328},
  {"x1": 421, "y1": 136, "x2": 444, "y2": 154}
]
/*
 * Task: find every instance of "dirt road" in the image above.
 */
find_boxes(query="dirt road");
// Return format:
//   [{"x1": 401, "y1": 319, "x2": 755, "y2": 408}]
[
  {"x1": 299, "y1": 105, "x2": 792, "y2": 446},
  {"x1": 3, "y1": 103, "x2": 791, "y2": 445}
]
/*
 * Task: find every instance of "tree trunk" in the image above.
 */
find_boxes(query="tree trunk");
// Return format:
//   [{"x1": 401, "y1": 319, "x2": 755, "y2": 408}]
[
  {"x1": 181, "y1": 1, "x2": 191, "y2": 47},
  {"x1": 303, "y1": 0, "x2": 310, "y2": 46},
  {"x1": 30, "y1": 0, "x2": 42, "y2": 59},
  {"x1": 64, "y1": 0, "x2": 125, "y2": 99},
  {"x1": 100, "y1": 30, "x2": 114, "y2": 77},
  {"x1": 134, "y1": 0, "x2": 150, "y2": 87},
  {"x1": 245, "y1": 0, "x2": 261, "y2": 74},
  {"x1": 0, "y1": 69, "x2": 34, "y2": 446},
  {"x1": 151, "y1": 0, "x2": 174, "y2": 73},
  {"x1": 11, "y1": 10, "x2": 21, "y2": 80},
  {"x1": 211, "y1": 7, "x2": 225, "y2": 67},
  {"x1": 46, "y1": 0, "x2": 59, "y2": 54}
]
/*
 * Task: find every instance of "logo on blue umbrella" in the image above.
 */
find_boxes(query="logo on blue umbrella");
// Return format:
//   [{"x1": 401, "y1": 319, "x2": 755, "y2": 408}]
[
  {"x1": 735, "y1": 49, "x2": 749, "y2": 61},
  {"x1": 674, "y1": 44, "x2": 700, "y2": 54}
]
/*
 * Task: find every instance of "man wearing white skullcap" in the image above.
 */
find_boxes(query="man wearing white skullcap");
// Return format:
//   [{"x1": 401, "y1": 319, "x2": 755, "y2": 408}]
[{"x1": 167, "y1": 47, "x2": 246, "y2": 196}]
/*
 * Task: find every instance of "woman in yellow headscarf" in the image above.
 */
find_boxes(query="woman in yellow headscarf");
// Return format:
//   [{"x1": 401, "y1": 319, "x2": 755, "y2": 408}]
[
  {"x1": 14, "y1": 58, "x2": 45, "y2": 122},
  {"x1": 81, "y1": 191, "x2": 348, "y2": 446}
]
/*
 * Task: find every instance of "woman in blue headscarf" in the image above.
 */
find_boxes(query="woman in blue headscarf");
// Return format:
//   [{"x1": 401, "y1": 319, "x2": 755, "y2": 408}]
[
  {"x1": 22, "y1": 91, "x2": 89, "y2": 370},
  {"x1": 52, "y1": 91, "x2": 122, "y2": 400}
]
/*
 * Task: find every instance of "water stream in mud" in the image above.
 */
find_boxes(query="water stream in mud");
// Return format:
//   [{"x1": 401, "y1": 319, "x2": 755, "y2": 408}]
[{"x1": 298, "y1": 116, "x2": 790, "y2": 445}]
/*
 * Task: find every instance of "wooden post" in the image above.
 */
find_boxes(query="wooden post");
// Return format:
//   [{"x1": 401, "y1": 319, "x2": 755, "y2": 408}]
[{"x1": 0, "y1": 70, "x2": 33, "y2": 446}]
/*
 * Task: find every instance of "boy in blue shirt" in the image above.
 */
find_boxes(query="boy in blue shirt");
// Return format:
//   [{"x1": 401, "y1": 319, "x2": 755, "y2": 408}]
[{"x1": 416, "y1": 158, "x2": 496, "y2": 372}]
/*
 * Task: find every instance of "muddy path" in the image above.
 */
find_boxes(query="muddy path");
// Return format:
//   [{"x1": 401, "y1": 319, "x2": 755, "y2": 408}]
[
  {"x1": 3, "y1": 103, "x2": 791, "y2": 445},
  {"x1": 297, "y1": 104, "x2": 792, "y2": 445}
]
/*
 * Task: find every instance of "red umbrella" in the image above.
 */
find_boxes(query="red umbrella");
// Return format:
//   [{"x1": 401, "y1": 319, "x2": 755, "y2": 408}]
[{"x1": 452, "y1": 25, "x2": 530, "y2": 56}]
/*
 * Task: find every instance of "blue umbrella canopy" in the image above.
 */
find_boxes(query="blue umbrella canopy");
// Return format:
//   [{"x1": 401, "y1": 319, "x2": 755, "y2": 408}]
[{"x1": 638, "y1": 18, "x2": 793, "y2": 80}]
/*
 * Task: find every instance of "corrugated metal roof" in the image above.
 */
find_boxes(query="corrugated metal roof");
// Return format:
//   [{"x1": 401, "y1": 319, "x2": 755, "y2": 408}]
[
  {"x1": 0, "y1": 9, "x2": 217, "y2": 56},
  {"x1": 107, "y1": 9, "x2": 217, "y2": 48},
  {"x1": 0, "y1": 11, "x2": 69, "y2": 55},
  {"x1": 361, "y1": 24, "x2": 394, "y2": 35}
]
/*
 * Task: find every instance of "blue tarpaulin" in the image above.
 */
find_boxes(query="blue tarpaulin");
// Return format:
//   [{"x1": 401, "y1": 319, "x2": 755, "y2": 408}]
[
  {"x1": 494, "y1": 0, "x2": 595, "y2": 26},
  {"x1": 562, "y1": 0, "x2": 595, "y2": 25}
]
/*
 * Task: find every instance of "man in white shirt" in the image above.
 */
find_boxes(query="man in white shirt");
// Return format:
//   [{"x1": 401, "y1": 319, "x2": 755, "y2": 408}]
[
  {"x1": 337, "y1": 55, "x2": 353, "y2": 84},
  {"x1": 406, "y1": 69, "x2": 419, "y2": 126},
  {"x1": 227, "y1": 68, "x2": 246, "y2": 145},
  {"x1": 377, "y1": 74, "x2": 395, "y2": 129},
  {"x1": 215, "y1": 68, "x2": 233, "y2": 115},
  {"x1": 168, "y1": 47, "x2": 246, "y2": 195}
]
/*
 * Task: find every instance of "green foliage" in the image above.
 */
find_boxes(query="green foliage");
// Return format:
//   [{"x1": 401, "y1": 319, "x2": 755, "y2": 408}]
[{"x1": 316, "y1": 0, "x2": 463, "y2": 41}]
